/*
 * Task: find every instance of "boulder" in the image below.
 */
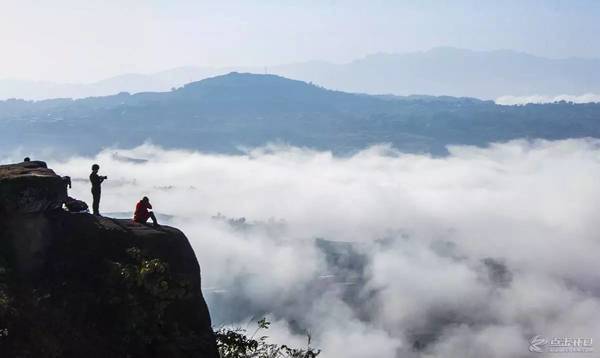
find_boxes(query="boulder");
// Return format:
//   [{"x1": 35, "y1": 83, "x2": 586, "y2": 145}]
[{"x1": 0, "y1": 161, "x2": 66, "y2": 214}]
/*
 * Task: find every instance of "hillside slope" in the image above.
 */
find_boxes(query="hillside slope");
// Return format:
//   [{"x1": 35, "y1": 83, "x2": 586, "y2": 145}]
[{"x1": 2, "y1": 72, "x2": 600, "y2": 156}]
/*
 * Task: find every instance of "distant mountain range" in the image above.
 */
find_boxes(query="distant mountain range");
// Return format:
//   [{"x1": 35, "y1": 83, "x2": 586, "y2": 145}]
[
  {"x1": 2, "y1": 47, "x2": 600, "y2": 100},
  {"x1": 2, "y1": 72, "x2": 600, "y2": 157}
]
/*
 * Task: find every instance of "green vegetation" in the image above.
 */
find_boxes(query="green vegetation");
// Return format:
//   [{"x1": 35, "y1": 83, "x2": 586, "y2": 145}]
[
  {"x1": 4, "y1": 72, "x2": 600, "y2": 156},
  {"x1": 216, "y1": 318, "x2": 320, "y2": 358},
  {"x1": 0, "y1": 246, "x2": 319, "y2": 357},
  {"x1": 0, "y1": 247, "x2": 201, "y2": 357},
  {"x1": 105, "y1": 246, "x2": 197, "y2": 354}
]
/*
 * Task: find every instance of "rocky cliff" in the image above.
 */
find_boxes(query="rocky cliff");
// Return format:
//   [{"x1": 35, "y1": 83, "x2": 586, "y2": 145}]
[{"x1": 0, "y1": 161, "x2": 218, "y2": 357}]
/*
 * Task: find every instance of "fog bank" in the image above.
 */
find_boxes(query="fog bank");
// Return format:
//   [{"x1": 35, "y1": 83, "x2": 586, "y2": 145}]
[
  {"x1": 496, "y1": 93, "x2": 600, "y2": 105},
  {"x1": 5, "y1": 139, "x2": 599, "y2": 357}
]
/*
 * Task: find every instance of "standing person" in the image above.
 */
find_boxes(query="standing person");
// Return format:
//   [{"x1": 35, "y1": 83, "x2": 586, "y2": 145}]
[
  {"x1": 133, "y1": 196, "x2": 159, "y2": 226},
  {"x1": 89, "y1": 164, "x2": 107, "y2": 215}
]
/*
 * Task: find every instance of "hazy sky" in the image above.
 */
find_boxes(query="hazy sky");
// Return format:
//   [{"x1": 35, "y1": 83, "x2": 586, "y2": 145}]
[{"x1": 1, "y1": 0, "x2": 600, "y2": 82}]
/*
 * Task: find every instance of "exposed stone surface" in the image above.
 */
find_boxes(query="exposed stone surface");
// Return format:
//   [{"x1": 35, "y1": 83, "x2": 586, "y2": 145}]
[
  {"x1": 0, "y1": 162, "x2": 218, "y2": 357},
  {"x1": 0, "y1": 161, "x2": 66, "y2": 214}
]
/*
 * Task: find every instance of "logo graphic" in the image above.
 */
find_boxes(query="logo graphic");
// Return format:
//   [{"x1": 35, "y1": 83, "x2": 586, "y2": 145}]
[
  {"x1": 529, "y1": 335, "x2": 593, "y2": 353},
  {"x1": 530, "y1": 335, "x2": 548, "y2": 353}
]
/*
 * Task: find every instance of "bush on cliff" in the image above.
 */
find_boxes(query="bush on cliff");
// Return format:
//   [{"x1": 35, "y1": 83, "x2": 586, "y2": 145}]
[
  {"x1": 216, "y1": 318, "x2": 320, "y2": 358},
  {"x1": 105, "y1": 246, "x2": 199, "y2": 354},
  {"x1": 0, "y1": 246, "x2": 202, "y2": 357}
]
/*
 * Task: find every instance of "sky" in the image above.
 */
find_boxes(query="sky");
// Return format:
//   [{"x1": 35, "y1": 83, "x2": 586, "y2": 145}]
[
  {"x1": 4, "y1": 138, "x2": 599, "y2": 357},
  {"x1": 1, "y1": 0, "x2": 600, "y2": 82}
]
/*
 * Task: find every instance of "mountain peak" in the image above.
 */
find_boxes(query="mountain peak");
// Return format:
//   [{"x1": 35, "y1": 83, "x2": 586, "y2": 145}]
[
  {"x1": 180, "y1": 72, "x2": 312, "y2": 90},
  {"x1": 174, "y1": 72, "x2": 328, "y2": 100}
]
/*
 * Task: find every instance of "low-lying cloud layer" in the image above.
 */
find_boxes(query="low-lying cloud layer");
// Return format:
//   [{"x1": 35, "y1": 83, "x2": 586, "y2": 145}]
[
  {"x1": 496, "y1": 93, "x2": 600, "y2": 105},
  {"x1": 6, "y1": 139, "x2": 600, "y2": 357}
]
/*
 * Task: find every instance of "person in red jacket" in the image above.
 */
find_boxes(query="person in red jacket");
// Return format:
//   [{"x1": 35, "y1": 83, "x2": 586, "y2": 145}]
[{"x1": 133, "y1": 196, "x2": 159, "y2": 226}]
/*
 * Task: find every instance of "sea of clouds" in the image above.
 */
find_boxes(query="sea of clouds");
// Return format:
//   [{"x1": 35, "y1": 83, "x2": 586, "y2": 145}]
[
  {"x1": 5, "y1": 139, "x2": 599, "y2": 358},
  {"x1": 496, "y1": 93, "x2": 600, "y2": 105}
]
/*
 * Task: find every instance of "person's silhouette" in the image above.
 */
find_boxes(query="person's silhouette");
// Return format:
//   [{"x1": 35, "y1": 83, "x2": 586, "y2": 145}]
[
  {"x1": 63, "y1": 176, "x2": 72, "y2": 190},
  {"x1": 89, "y1": 164, "x2": 107, "y2": 215},
  {"x1": 133, "y1": 196, "x2": 159, "y2": 226},
  {"x1": 23, "y1": 157, "x2": 30, "y2": 162}
]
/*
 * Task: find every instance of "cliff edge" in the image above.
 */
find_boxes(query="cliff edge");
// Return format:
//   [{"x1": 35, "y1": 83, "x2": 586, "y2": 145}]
[{"x1": 0, "y1": 161, "x2": 218, "y2": 357}]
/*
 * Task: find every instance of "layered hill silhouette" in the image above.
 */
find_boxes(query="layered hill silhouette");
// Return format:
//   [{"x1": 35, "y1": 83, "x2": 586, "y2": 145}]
[
  {"x1": 278, "y1": 47, "x2": 600, "y2": 99},
  {"x1": 2, "y1": 72, "x2": 600, "y2": 155},
  {"x1": 3, "y1": 48, "x2": 600, "y2": 100}
]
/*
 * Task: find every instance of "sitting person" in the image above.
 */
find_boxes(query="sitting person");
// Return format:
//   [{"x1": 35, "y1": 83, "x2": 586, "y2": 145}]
[{"x1": 133, "y1": 196, "x2": 159, "y2": 226}]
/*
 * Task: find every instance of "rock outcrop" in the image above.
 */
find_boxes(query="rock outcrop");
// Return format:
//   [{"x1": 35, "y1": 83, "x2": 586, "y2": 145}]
[
  {"x1": 0, "y1": 161, "x2": 66, "y2": 214},
  {"x1": 0, "y1": 161, "x2": 218, "y2": 358}
]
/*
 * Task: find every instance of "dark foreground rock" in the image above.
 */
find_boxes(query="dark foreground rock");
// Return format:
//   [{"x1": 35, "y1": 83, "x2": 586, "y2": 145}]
[
  {"x1": 0, "y1": 161, "x2": 66, "y2": 214},
  {"x1": 0, "y1": 162, "x2": 218, "y2": 358}
]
